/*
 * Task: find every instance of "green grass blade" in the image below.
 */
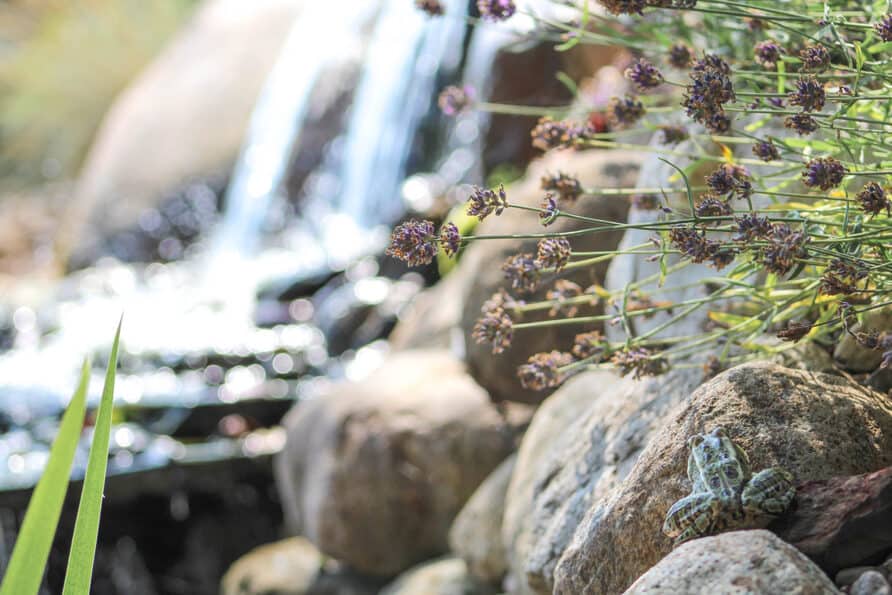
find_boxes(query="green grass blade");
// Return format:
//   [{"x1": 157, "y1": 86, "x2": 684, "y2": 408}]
[
  {"x1": 0, "y1": 360, "x2": 90, "y2": 595},
  {"x1": 61, "y1": 320, "x2": 121, "y2": 595}
]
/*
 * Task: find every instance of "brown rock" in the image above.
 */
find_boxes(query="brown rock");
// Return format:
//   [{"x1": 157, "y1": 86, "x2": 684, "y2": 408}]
[
  {"x1": 553, "y1": 362, "x2": 892, "y2": 594},
  {"x1": 624, "y1": 530, "x2": 839, "y2": 595},
  {"x1": 460, "y1": 149, "x2": 641, "y2": 404},
  {"x1": 380, "y1": 557, "x2": 496, "y2": 595},
  {"x1": 772, "y1": 466, "x2": 892, "y2": 575},
  {"x1": 448, "y1": 454, "x2": 515, "y2": 585},
  {"x1": 274, "y1": 350, "x2": 530, "y2": 577}
]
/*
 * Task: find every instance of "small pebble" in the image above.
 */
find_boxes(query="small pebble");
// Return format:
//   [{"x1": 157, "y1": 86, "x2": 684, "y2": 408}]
[{"x1": 851, "y1": 570, "x2": 891, "y2": 595}]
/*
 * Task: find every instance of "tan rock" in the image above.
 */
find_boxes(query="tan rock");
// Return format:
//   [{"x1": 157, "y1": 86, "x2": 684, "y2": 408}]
[
  {"x1": 624, "y1": 530, "x2": 839, "y2": 595},
  {"x1": 274, "y1": 350, "x2": 530, "y2": 576},
  {"x1": 380, "y1": 557, "x2": 496, "y2": 595},
  {"x1": 553, "y1": 362, "x2": 892, "y2": 594},
  {"x1": 834, "y1": 307, "x2": 892, "y2": 372}
]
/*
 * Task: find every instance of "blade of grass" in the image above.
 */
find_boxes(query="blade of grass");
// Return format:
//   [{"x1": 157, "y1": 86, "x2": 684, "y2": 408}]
[
  {"x1": 61, "y1": 319, "x2": 121, "y2": 595},
  {"x1": 0, "y1": 360, "x2": 90, "y2": 595}
]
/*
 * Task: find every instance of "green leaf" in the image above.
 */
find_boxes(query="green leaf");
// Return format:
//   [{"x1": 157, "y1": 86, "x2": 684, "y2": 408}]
[
  {"x1": 62, "y1": 319, "x2": 122, "y2": 595},
  {"x1": 0, "y1": 361, "x2": 90, "y2": 595}
]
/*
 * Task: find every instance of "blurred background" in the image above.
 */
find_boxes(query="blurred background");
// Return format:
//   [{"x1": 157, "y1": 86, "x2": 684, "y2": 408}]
[{"x1": 0, "y1": 1, "x2": 620, "y2": 592}]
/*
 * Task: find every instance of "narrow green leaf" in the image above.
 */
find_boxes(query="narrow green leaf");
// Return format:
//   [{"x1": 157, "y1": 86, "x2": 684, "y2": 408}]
[
  {"x1": 0, "y1": 360, "x2": 90, "y2": 595},
  {"x1": 62, "y1": 319, "x2": 122, "y2": 595}
]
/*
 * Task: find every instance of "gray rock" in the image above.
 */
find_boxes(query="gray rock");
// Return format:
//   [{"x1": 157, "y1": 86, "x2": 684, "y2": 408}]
[
  {"x1": 220, "y1": 537, "x2": 378, "y2": 595},
  {"x1": 836, "y1": 567, "x2": 880, "y2": 589},
  {"x1": 274, "y1": 350, "x2": 530, "y2": 576},
  {"x1": 503, "y1": 367, "x2": 703, "y2": 594},
  {"x1": 834, "y1": 307, "x2": 892, "y2": 372},
  {"x1": 389, "y1": 263, "x2": 470, "y2": 352},
  {"x1": 449, "y1": 454, "x2": 515, "y2": 585},
  {"x1": 380, "y1": 557, "x2": 496, "y2": 595},
  {"x1": 623, "y1": 530, "x2": 839, "y2": 595},
  {"x1": 553, "y1": 362, "x2": 892, "y2": 594},
  {"x1": 851, "y1": 571, "x2": 891, "y2": 595},
  {"x1": 459, "y1": 149, "x2": 641, "y2": 404}
]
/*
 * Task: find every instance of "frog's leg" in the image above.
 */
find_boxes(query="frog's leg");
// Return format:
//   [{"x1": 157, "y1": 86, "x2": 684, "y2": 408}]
[
  {"x1": 662, "y1": 492, "x2": 720, "y2": 546},
  {"x1": 741, "y1": 467, "x2": 795, "y2": 516}
]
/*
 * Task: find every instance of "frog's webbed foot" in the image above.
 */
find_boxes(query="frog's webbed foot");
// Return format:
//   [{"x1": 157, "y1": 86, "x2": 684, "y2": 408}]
[
  {"x1": 662, "y1": 492, "x2": 720, "y2": 546},
  {"x1": 741, "y1": 467, "x2": 795, "y2": 517}
]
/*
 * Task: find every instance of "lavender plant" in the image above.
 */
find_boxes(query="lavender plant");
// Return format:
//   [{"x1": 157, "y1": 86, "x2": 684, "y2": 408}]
[{"x1": 394, "y1": 0, "x2": 892, "y2": 391}]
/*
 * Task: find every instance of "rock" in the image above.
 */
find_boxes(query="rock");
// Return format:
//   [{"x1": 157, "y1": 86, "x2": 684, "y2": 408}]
[
  {"x1": 389, "y1": 264, "x2": 470, "y2": 352},
  {"x1": 220, "y1": 537, "x2": 379, "y2": 595},
  {"x1": 837, "y1": 567, "x2": 881, "y2": 589},
  {"x1": 623, "y1": 530, "x2": 839, "y2": 595},
  {"x1": 851, "y1": 571, "x2": 891, "y2": 595},
  {"x1": 274, "y1": 350, "x2": 530, "y2": 576},
  {"x1": 503, "y1": 367, "x2": 703, "y2": 594},
  {"x1": 553, "y1": 362, "x2": 892, "y2": 594},
  {"x1": 65, "y1": 0, "x2": 331, "y2": 259},
  {"x1": 380, "y1": 557, "x2": 496, "y2": 595},
  {"x1": 460, "y1": 149, "x2": 641, "y2": 404},
  {"x1": 448, "y1": 454, "x2": 515, "y2": 585},
  {"x1": 834, "y1": 307, "x2": 892, "y2": 372},
  {"x1": 771, "y1": 466, "x2": 892, "y2": 575}
]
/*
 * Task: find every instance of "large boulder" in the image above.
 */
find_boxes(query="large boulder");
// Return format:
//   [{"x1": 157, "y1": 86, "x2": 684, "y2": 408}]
[
  {"x1": 380, "y1": 557, "x2": 496, "y2": 595},
  {"x1": 65, "y1": 0, "x2": 360, "y2": 260},
  {"x1": 460, "y1": 149, "x2": 641, "y2": 404},
  {"x1": 502, "y1": 367, "x2": 703, "y2": 595},
  {"x1": 624, "y1": 530, "x2": 839, "y2": 594},
  {"x1": 274, "y1": 350, "x2": 530, "y2": 577},
  {"x1": 448, "y1": 454, "x2": 516, "y2": 585},
  {"x1": 553, "y1": 362, "x2": 892, "y2": 594}
]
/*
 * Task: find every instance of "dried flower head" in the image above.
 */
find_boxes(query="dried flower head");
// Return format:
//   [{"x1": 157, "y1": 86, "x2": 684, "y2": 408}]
[
  {"x1": 733, "y1": 213, "x2": 772, "y2": 241},
  {"x1": 625, "y1": 58, "x2": 664, "y2": 92},
  {"x1": 607, "y1": 96, "x2": 646, "y2": 128},
  {"x1": 752, "y1": 140, "x2": 780, "y2": 162},
  {"x1": 784, "y1": 113, "x2": 819, "y2": 135},
  {"x1": 754, "y1": 40, "x2": 783, "y2": 69},
  {"x1": 547, "y1": 280, "x2": 583, "y2": 316},
  {"x1": 517, "y1": 351, "x2": 574, "y2": 390},
  {"x1": 539, "y1": 194, "x2": 559, "y2": 226},
  {"x1": 439, "y1": 222, "x2": 461, "y2": 257},
  {"x1": 477, "y1": 0, "x2": 516, "y2": 20},
  {"x1": 668, "y1": 225, "x2": 734, "y2": 268},
  {"x1": 856, "y1": 181, "x2": 891, "y2": 217},
  {"x1": 536, "y1": 238, "x2": 572, "y2": 271},
  {"x1": 472, "y1": 297, "x2": 514, "y2": 354},
  {"x1": 705, "y1": 163, "x2": 752, "y2": 199},
  {"x1": 802, "y1": 157, "x2": 847, "y2": 191},
  {"x1": 875, "y1": 14, "x2": 892, "y2": 42},
  {"x1": 572, "y1": 330, "x2": 606, "y2": 360},
  {"x1": 541, "y1": 172, "x2": 583, "y2": 203},
  {"x1": 438, "y1": 85, "x2": 474, "y2": 116},
  {"x1": 777, "y1": 321, "x2": 812, "y2": 342},
  {"x1": 703, "y1": 355, "x2": 724, "y2": 379},
  {"x1": 531, "y1": 117, "x2": 593, "y2": 151},
  {"x1": 658, "y1": 125, "x2": 689, "y2": 145},
  {"x1": 668, "y1": 43, "x2": 695, "y2": 69},
  {"x1": 415, "y1": 0, "x2": 444, "y2": 16},
  {"x1": 695, "y1": 195, "x2": 732, "y2": 220},
  {"x1": 597, "y1": 0, "x2": 646, "y2": 15},
  {"x1": 387, "y1": 219, "x2": 437, "y2": 266},
  {"x1": 611, "y1": 347, "x2": 668, "y2": 379},
  {"x1": 467, "y1": 184, "x2": 508, "y2": 221},
  {"x1": 762, "y1": 223, "x2": 808, "y2": 275},
  {"x1": 683, "y1": 54, "x2": 735, "y2": 133},
  {"x1": 799, "y1": 45, "x2": 831, "y2": 71},
  {"x1": 788, "y1": 76, "x2": 825, "y2": 112},
  {"x1": 819, "y1": 258, "x2": 867, "y2": 295},
  {"x1": 502, "y1": 253, "x2": 542, "y2": 294}
]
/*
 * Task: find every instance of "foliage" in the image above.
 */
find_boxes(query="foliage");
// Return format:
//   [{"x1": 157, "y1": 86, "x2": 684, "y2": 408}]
[
  {"x1": 0, "y1": 0, "x2": 198, "y2": 186},
  {"x1": 394, "y1": 0, "x2": 892, "y2": 389},
  {"x1": 0, "y1": 321, "x2": 121, "y2": 595}
]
